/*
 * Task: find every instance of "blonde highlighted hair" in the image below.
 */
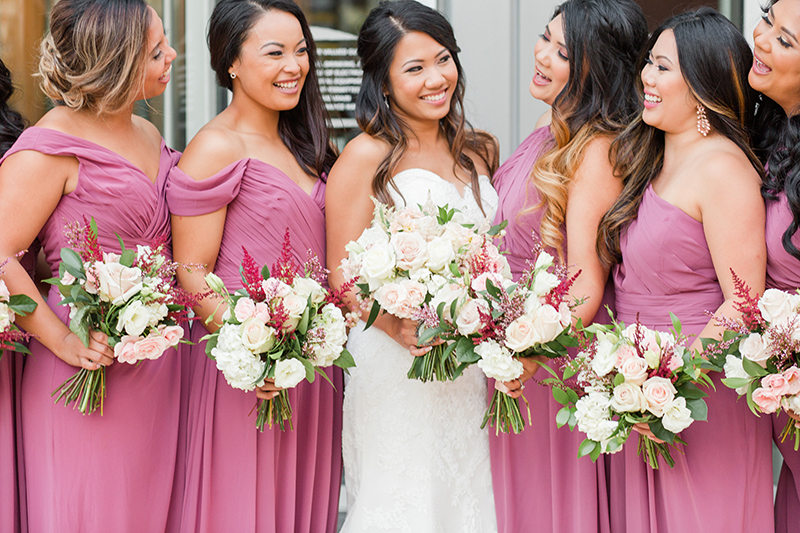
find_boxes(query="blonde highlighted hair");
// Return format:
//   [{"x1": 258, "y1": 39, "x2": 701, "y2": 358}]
[{"x1": 37, "y1": 0, "x2": 150, "y2": 115}]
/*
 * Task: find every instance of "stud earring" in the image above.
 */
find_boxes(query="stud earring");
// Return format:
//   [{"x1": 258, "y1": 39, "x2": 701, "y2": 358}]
[
  {"x1": 696, "y1": 104, "x2": 710, "y2": 137},
  {"x1": 383, "y1": 93, "x2": 390, "y2": 107},
  {"x1": 230, "y1": 72, "x2": 237, "y2": 80}
]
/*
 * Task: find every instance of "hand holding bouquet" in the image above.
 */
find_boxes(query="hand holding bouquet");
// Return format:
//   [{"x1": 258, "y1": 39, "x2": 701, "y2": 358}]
[
  {"x1": 0, "y1": 257, "x2": 37, "y2": 358},
  {"x1": 48, "y1": 219, "x2": 196, "y2": 414},
  {"x1": 203, "y1": 230, "x2": 355, "y2": 431},
  {"x1": 547, "y1": 315, "x2": 710, "y2": 468},
  {"x1": 341, "y1": 198, "x2": 510, "y2": 382}
]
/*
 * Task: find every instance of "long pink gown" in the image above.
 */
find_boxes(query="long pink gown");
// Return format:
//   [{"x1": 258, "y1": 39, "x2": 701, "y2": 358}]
[
  {"x1": 166, "y1": 158, "x2": 343, "y2": 533},
  {"x1": 4, "y1": 127, "x2": 184, "y2": 532},
  {"x1": 489, "y1": 126, "x2": 612, "y2": 532},
  {"x1": 765, "y1": 193, "x2": 800, "y2": 533},
  {"x1": 608, "y1": 184, "x2": 774, "y2": 532}
]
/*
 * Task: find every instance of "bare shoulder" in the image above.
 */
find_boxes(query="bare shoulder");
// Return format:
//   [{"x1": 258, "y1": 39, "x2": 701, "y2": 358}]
[
  {"x1": 178, "y1": 122, "x2": 245, "y2": 180},
  {"x1": 572, "y1": 135, "x2": 616, "y2": 187},
  {"x1": 328, "y1": 133, "x2": 389, "y2": 187},
  {"x1": 132, "y1": 114, "x2": 163, "y2": 146},
  {"x1": 695, "y1": 144, "x2": 761, "y2": 193},
  {"x1": 33, "y1": 106, "x2": 74, "y2": 133},
  {"x1": 535, "y1": 109, "x2": 552, "y2": 129}
]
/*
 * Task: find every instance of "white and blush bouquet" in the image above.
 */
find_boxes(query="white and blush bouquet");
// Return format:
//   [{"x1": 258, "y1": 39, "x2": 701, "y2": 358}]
[
  {"x1": 706, "y1": 273, "x2": 800, "y2": 449},
  {"x1": 470, "y1": 250, "x2": 578, "y2": 434},
  {"x1": 341, "y1": 198, "x2": 510, "y2": 382},
  {"x1": 0, "y1": 257, "x2": 37, "y2": 359},
  {"x1": 48, "y1": 219, "x2": 196, "y2": 415},
  {"x1": 547, "y1": 315, "x2": 710, "y2": 468},
  {"x1": 203, "y1": 230, "x2": 355, "y2": 431}
]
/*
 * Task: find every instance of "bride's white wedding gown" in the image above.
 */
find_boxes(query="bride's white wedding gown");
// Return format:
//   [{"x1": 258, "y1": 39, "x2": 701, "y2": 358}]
[{"x1": 341, "y1": 169, "x2": 499, "y2": 533}]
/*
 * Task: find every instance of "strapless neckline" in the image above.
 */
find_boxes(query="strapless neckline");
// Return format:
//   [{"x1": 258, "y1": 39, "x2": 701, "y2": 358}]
[{"x1": 392, "y1": 168, "x2": 490, "y2": 199}]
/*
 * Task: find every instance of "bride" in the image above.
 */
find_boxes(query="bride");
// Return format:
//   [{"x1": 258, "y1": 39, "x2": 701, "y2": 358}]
[{"x1": 326, "y1": 1, "x2": 499, "y2": 531}]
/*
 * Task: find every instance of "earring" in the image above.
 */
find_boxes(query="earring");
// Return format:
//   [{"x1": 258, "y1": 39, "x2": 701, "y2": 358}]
[
  {"x1": 230, "y1": 72, "x2": 237, "y2": 80},
  {"x1": 383, "y1": 93, "x2": 390, "y2": 107},
  {"x1": 696, "y1": 104, "x2": 710, "y2": 137}
]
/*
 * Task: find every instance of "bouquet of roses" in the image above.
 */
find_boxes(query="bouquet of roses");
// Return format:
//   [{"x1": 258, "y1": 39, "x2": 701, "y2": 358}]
[
  {"x1": 341, "y1": 197, "x2": 510, "y2": 382},
  {"x1": 545, "y1": 315, "x2": 711, "y2": 468},
  {"x1": 47, "y1": 218, "x2": 196, "y2": 415},
  {"x1": 705, "y1": 273, "x2": 800, "y2": 449},
  {"x1": 203, "y1": 230, "x2": 356, "y2": 431},
  {"x1": 470, "y1": 250, "x2": 578, "y2": 434},
  {"x1": 0, "y1": 258, "x2": 38, "y2": 359}
]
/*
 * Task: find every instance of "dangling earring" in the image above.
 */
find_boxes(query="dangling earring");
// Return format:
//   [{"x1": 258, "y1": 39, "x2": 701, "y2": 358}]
[
  {"x1": 230, "y1": 72, "x2": 237, "y2": 80},
  {"x1": 383, "y1": 93, "x2": 390, "y2": 107},
  {"x1": 696, "y1": 104, "x2": 710, "y2": 137}
]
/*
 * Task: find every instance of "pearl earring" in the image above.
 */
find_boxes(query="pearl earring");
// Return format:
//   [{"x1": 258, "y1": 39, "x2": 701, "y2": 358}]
[{"x1": 230, "y1": 72, "x2": 237, "y2": 80}]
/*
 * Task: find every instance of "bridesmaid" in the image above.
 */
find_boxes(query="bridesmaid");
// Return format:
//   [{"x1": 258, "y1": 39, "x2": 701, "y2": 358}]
[
  {"x1": 166, "y1": 1, "x2": 340, "y2": 531},
  {"x1": 597, "y1": 8, "x2": 774, "y2": 532},
  {"x1": 749, "y1": 1, "x2": 800, "y2": 530},
  {"x1": 0, "y1": 58, "x2": 27, "y2": 533},
  {"x1": 489, "y1": 1, "x2": 646, "y2": 531},
  {"x1": 0, "y1": 1, "x2": 181, "y2": 532}
]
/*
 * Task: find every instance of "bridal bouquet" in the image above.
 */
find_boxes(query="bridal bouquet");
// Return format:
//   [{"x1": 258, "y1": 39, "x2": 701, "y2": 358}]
[
  {"x1": 203, "y1": 230, "x2": 355, "y2": 431},
  {"x1": 546, "y1": 316, "x2": 710, "y2": 468},
  {"x1": 706, "y1": 273, "x2": 800, "y2": 449},
  {"x1": 0, "y1": 258, "x2": 37, "y2": 359},
  {"x1": 340, "y1": 198, "x2": 510, "y2": 382},
  {"x1": 472, "y1": 250, "x2": 578, "y2": 434},
  {"x1": 48, "y1": 219, "x2": 196, "y2": 415}
]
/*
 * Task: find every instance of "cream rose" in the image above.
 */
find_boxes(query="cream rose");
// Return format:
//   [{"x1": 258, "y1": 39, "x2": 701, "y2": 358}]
[
  {"x1": 391, "y1": 232, "x2": 429, "y2": 271},
  {"x1": 620, "y1": 356, "x2": 649, "y2": 386},
  {"x1": 609, "y1": 382, "x2": 647, "y2": 413},
  {"x1": 273, "y1": 358, "x2": 306, "y2": 389},
  {"x1": 425, "y1": 236, "x2": 456, "y2": 272},
  {"x1": 261, "y1": 278, "x2": 292, "y2": 299},
  {"x1": 240, "y1": 317, "x2": 276, "y2": 353},
  {"x1": 116, "y1": 300, "x2": 151, "y2": 337},
  {"x1": 758, "y1": 288, "x2": 800, "y2": 325},
  {"x1": 505, "y1": 314, "x2": 540, "y2": 352},
  {"x1": 360, "y1": 242, "x2": 396, "y2": 290},
  {"x1": 530, "y1": 304, "x2": 565, "y2": 344},
  {"x1": 374, "y1": 283, "x2": 408, "y2": 318},
  {"x1": 456, "y1": 298, "x2": 488, "y2": 336},
  {"x1": 591, "y1": 338, "x2": 617, "y2": 377},
  {"x1": 292, "y1": 277, "x2": 325, "y2": 305},
  {"x1": 281, "y1": 293, "x2": 308, "y2": 331},
  {"x1": 356, "y1": 226, "x2": 390, "y2": 250},
  {"x1": 642, "y1": 376, "x2": 677, "y2": 417},
  {"x1": 97, "y1": 262, "x2": 143, "y2": 305},
  {"x1": 739, "y1": 333, "x2": 770, "y2": 368},
  {"x1": 532, "y1": 271, "x2": 560, "y2": 297},
  {"x1": 661, "y1": 397, "x2": 693, "y2": 433},
  {"x1": 723, "y1": 354, "x2": 750, "y2": 395}
]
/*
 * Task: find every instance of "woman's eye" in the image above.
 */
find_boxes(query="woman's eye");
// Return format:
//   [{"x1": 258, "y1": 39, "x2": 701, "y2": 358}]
[
  {"x1": 439, "y1": 55, "x2": 451, "y2": 63},
  {"x1": 779, "y1": 36, "x2": 793, "y2": 48},
  {"x1": 406, "y1": 66, "x2": 422, "y2": 73},
  {"x1": 153, "y1": 50, "x2": 163, "y2": 60},
  {"x1": 557, "y1": 50, "x2": 568, "y2": 61},
  {"x1": 762, "y1": 13, "x2": 773, "y2": 26},
  {"x1": 539, "y1": 32, "x2": 550, "y2": 43},
  {"x1": 268, "y1": 51, "x2": 283, "y2": 57}
]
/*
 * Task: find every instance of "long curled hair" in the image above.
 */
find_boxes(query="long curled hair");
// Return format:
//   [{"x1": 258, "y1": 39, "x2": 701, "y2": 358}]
[
  {"x1": 753, "y1": 1, "x2": 800, "y2": 260},
  {"x1": 355, "y1": 0, "x2": 498, "y2": 209},
  {"x1": 0, "y1": 60, "x2": 25, "y2": 157},
  {"x1": 208, "y1": 0, "x2": 337, "y2": 177},
  {"x1": 597, "y1": 7, "x2": 762, "y2": 267},
  {"x1": 37, "y1": 0, "x2": 151, "y2": 115},
  {"x1": 527, "y1": 0, "x2": 647, "y2": 259}
]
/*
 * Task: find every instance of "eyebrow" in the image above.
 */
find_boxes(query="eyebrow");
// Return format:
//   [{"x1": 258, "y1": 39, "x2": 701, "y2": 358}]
[
  {"x1": 654, "y1": 54, "x2": 673, "y2": 65},
  {"x1": 545, "y1": 23, "x2": 567, "y2": 48},
  {"x1": 769, "y1": 8, "x2": 799, "y2": 43},
  {"x1": 402, "y1": 48, "x2": 449, "y2": 68}
]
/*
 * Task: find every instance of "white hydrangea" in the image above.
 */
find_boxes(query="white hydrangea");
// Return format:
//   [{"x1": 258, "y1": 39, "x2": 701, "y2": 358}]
[
  {"x1": 212, "y1": 323, "x2": 267, "y2": 391},
  {"x1": 575, "y1": 391, "x2": 617, "y2": 442}
]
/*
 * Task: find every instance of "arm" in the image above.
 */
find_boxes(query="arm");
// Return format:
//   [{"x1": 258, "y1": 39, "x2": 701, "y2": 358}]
[
  {"x1": 0, "y1": 150, "x2": 113, "y2": 369},
  {"x1": 325, "y1": 135, "x2": 431, "y2": 356}
]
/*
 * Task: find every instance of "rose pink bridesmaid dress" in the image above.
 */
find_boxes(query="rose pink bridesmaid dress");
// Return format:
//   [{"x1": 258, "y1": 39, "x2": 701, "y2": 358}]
[
  {"x1": 166, "y1": 158, "x2": 342, "y2": 533},
  {"x1": 765, "y1": 192, "x2": 800, "y2": 533},
  {"x1": 2, "y1": 127, "x2": 185, "y2": 533},
  {"x1": 608, "y1": 184, "x2": 774, "y2": 532},
  {"x1": 490, "y1": 126, "x2": 612, "y2": 532}
]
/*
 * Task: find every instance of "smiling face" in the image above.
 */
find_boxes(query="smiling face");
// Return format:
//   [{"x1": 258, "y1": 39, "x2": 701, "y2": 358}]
[
  {"x1": 529, "y1": 14, "x2": 570, "y2": 105},
  {"x1": 640, "y1": 30, "x2": 698, "y2": 135},
  {"x1": 750, "y1": 0, "x2": 800, "y2": 114},
  {"x1": 229, "y1": 9, "x2": 309, "y2": 112},
  {"x1": 386, "y1": 30, "x2": 458, "y2": 125},
  {"x1": 140, "y1": 6, "x2": 176, "y2": 100}
]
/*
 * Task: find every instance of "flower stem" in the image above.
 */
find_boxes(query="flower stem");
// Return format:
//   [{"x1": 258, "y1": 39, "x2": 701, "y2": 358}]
[
  {"x1": 780, "y1": 416, "x2": 800, "y2": 451},
  {"x1": 255, "y1": 389, "x2": 293, "y2": 431}
]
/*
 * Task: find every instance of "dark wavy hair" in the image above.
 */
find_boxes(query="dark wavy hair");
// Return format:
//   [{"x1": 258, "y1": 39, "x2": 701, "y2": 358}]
[
  {"x1": 526, "y1": 0, "x2": 647, "y2": 258},
  {"x1": 208, "y1": 0, "x2": 337, "y2": 177},
  {"x1": 0, "y1": 60, "x2": 25, "y2": 157},
  {"x1": 597, "y1": 7, "x2": 762, "y2": 267},
  {"x1": 355, "y1": 0, "x2": 498, "y2": 210},
  {"x1": 753, "y1": 1, "x2": 800, "y2": 260}
]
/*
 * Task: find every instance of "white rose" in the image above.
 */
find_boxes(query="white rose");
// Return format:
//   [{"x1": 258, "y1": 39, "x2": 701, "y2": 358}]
[
  {"x1": 609, "y1": 382, "x2": 647, "y2": 413},
  {"x1": 661, "y1": 397, "x2": 694, "y2": 433},
  {"x1": 281, "y1": 293, "x2": 308, "y2": 331},
  {"x1": 240, "y1": 317, "x2": 276, "y2": 354},
  {"x1": 504, "y1": 314, "x2": 540, "y2": 352},
  {"x1": 529, "y1": 304, "x2": 565, "y2": 344},
  {"x1": 723, "y1": 354, "x2": 750, "y2": 395},
  {"x1": 476, "y1": 340, "x2": 524, "y2": 382},
  {"x1": 532, "y1": 270, "x2": 560, "y2": 297},
  {"x1": 739, "y1": 332, "x2": 770, "y2": 368},
  {"x1": 642, "y1": 376, "x2": 677, "y2": 417},
  {"x1": 425, "y1": 236, "x2": 456, "y2": 272},
  {"x1": 292, "y1": 277, "x2": 325, "y2": 305},
  {"x1": 356, "y1": 226, "x2": 390, "y2": 250},
  {"x1": 391, "y1": 232, "x2": 429, "y2": 271},
  {"x1": 591, "y1": 338, "x2": 617, "y2": 377},
  {"x1": 96, "y1": 262, "x2": 143, "y2": 305},
  {"x1": 429, "y1": 283, "x2": 467, "y2": 319},
  {"x1": 0, "y1": 302, "x2": 14, "y2": 330},
  {"x1": 523, "y1": 292, "x2": 541, "y2": 314},
  {"x1": 274, "y1": 358, "x2": 306, "y2": 389},
  {"x1": 758, "y1": 288, "x2": 799, "y2": 325},
  {"x1": 534, "y1": 252, "x2": 554, "y2": 271},
  {"x1": 360, "y1": 242, "x2": 396, "y2": 290},
  {"x1": 116, "y1": 300, "x2": 151, "y2": 337},
  {"x1": 620, "y1": 356, "x2": 649, "y2": 386},
  {"x1": 456, "y1": 298, "x2": 488, "y2": 336}
]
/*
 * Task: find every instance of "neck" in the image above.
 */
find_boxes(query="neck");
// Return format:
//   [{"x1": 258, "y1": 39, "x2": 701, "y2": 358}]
[
  {"x1": 401, "y1": 115, "x2": 444, "y2": 149},
  {"x1": 227, "y1": 90, "x2": 282, "y2": 138},
  {"x1": 662, "y1": 126, "x2": 707, "y2": 170},
  {"x1": 74, "y1": 106, "x2": 136, "y2": 132}
]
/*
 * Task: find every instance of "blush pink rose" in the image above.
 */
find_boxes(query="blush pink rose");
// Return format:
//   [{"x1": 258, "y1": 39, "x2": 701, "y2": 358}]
[
  {"x1": 160, "y1": 325, "x2": 184, "y2": 347},
  {"x1": 762, "y1": 373, "x2": 793, "y2": 397},
  {"x1": 753, "y1": 387, "x2": 782, "y2": 414},
  {"x1": 400, "y1": 279, "x2": 427, "y2": 308},
  {"x1": 471, "y1": 272, "x2": 504, "y2": 293},
  {"x1": 253, "y1": 302, "x2": 270, "y2": 323},
  {"x1": 620, "y1": 356, "x2": 649, "y2": 386},
  {"x1": 783, "y1": 367, "x2": 800, "y2": 396},
  {"x1": 234, "y1": 298, "x2": 256, "y2": 322},
  {"x1": 666, "y1": 353, "x2": 683, "y2": 372},
  {"x1": 614, "y1": 344, "x2": 638, "y2": 369},
  {"x1": 642, "y1": 376, "x2": 677, "y2": 417},
  {"x1": 391, "y1": 232, "x2": 428, "y2": 271},
  {"x1": 114, "y1": 335, "x2": 141, "y2": 364},
  {"x1": 134, "y1": 335, "x2": 170, "y2": 361}
]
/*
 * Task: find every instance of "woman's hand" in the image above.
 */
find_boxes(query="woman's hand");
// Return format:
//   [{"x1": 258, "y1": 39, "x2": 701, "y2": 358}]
[
  {"x1": 390, "y1": 317, "x2": 445, "y2": 357},
  {"x1": 498, "y1": 356, "x2": 543, "y2": 398},
  {"x1": 56, "y1": 330, "x2": 114, "y2": 370},
  {"x1": 632, "y1": 422, "x2": 665, "y2": 443},
  {"x1": 256, "y1": 378, "x2": 281, "y2": 400}
]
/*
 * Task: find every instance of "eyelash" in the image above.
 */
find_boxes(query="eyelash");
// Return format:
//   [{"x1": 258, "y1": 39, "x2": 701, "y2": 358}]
[
  {"x1": 154, "y1": 50, "x2": 163, "y2": 60},
  {"x1": 538, "y1": 33, "x2": 568, "y2": 61},
  {"x1": 644, "y1": 56, "x2": 667, "y2": 72}
]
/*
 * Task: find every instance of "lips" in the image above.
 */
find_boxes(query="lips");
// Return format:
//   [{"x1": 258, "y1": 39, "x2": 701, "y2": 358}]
[
  {"x1": 421, "y1": 89, "x2": 447, "y2": 102},
  {"x1": 532, "y1": 66, "x2": 551, "y2": 87},
  {"x1": 158, "y1": 64, "x2": 172, "y2": 83},
  {"x1": 643, "y1": 91, "x2": 661, "y2": 109},
  {"x1": 274, "y1": 79, "x2": 299, "y2": 90},
  {"x1": 752, "y1": 54, "x2": 772, "y2": 75}
]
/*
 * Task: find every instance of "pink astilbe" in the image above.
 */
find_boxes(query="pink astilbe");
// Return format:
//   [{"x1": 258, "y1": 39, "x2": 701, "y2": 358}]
[
  {"x1": 63, "y1": 218, "x2": 103, "y2": 262},
  {"x1": 767, "y1": 319, "x2": 800, "y2": 371},
  {"x1": 546, "y1": 268, "x2": 580, "y2": 309},
  {"x1": 730, "y1": 269, "x2": 765, "y2": 331},
  {"x1": 240, "y1": 248, "x2": 266, "y2": 301},
  {"x1": 325, "y1": 276, "x2": 355, "y2": 310},
  {"x1": 272, "y1": 229, "x2": 301, "y2": 285}
]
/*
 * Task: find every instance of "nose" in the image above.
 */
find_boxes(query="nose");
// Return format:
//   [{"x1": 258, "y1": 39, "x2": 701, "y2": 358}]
[
  {"x1": 753, "y1": 25, "x2": 770, "y2": 54},
  {"x1": 166, "y1": 43, "x2": 177, "y2": 64},
  {"x1": 641, "y1": 62, "x2": 655, "y2": 87},
  {"x1": 535, "y1": 44, "x2": 550, "y2": 68},
  {"x1": 425, "y1": 68, "x2": 446, "y2": 89},
  {"x1": 283, "y1": 54, "x2": 302, "y2": 75}
]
